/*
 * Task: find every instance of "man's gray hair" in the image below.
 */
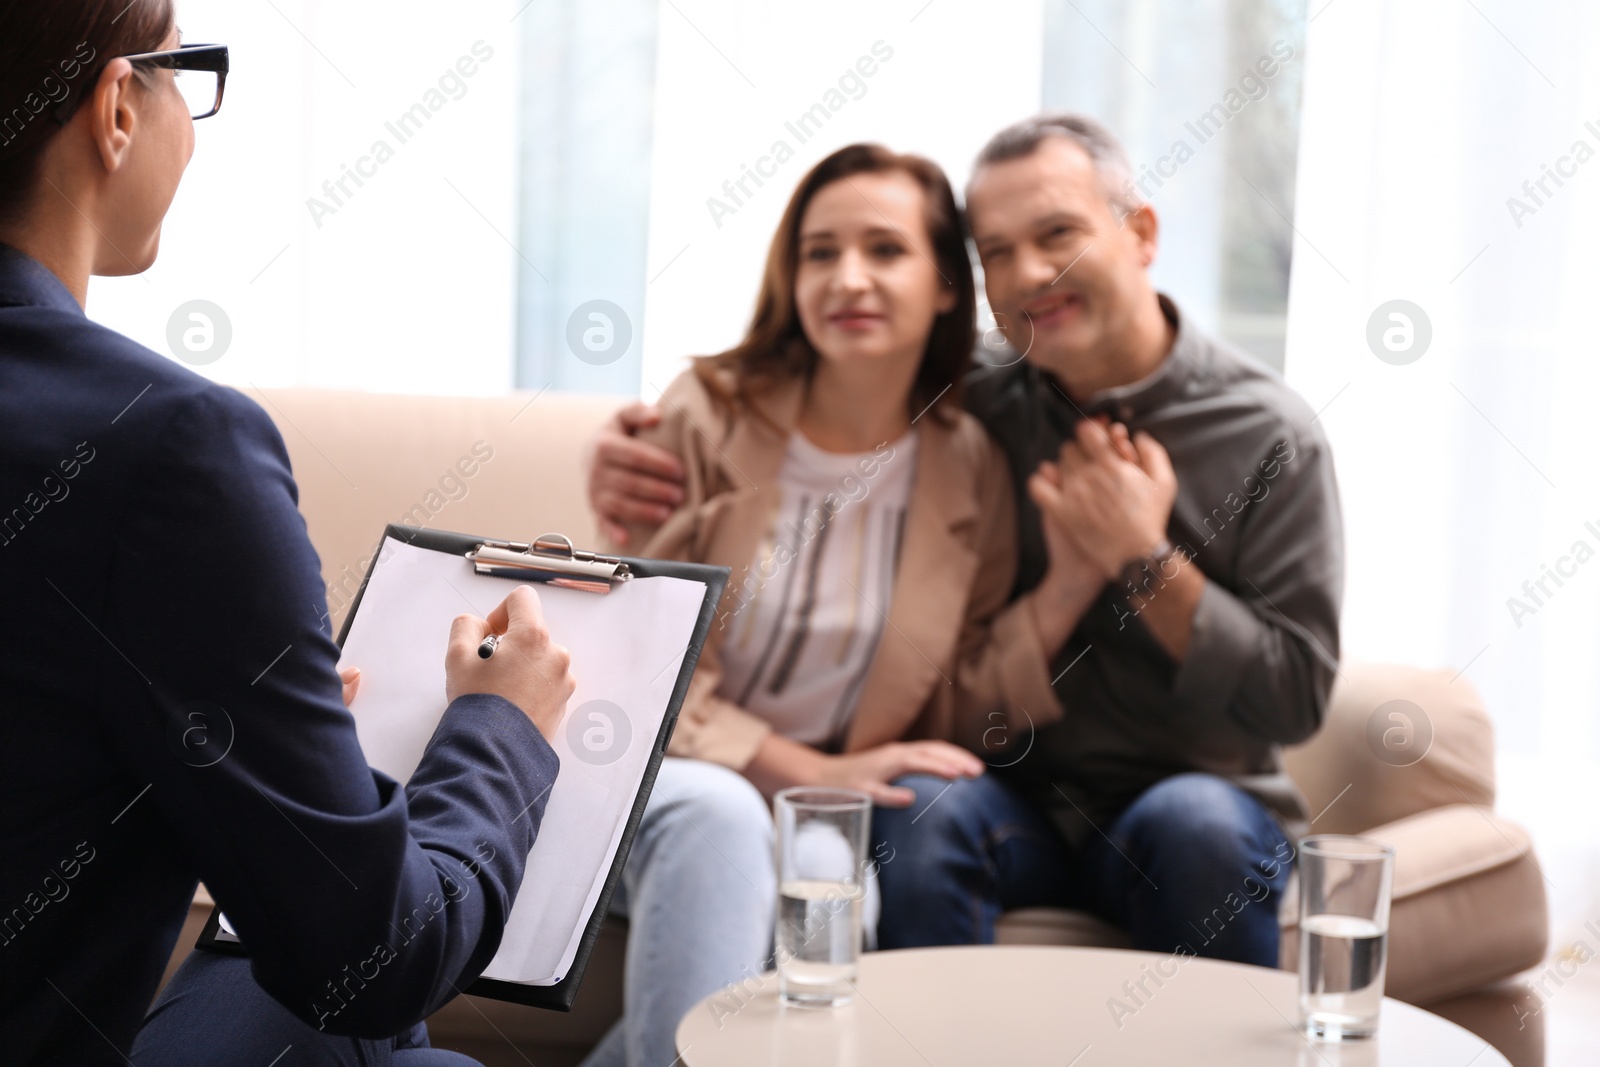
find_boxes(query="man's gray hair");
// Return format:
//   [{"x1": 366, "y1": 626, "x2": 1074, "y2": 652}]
[{"x1": 972, "y1": 112, "x2": 1141, "y2": 213}]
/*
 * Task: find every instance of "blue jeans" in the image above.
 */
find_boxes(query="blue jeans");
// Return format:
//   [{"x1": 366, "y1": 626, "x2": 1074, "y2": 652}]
[
  {"x1": 579, "y1": 758, "x2": 777, "y2": 1067},
  {"x1": 872, "y1": 772, "x2": 1293, "y2": 966},
  {"x1": 133, "y1": 950, "x2": 478, "y2": 1066}
]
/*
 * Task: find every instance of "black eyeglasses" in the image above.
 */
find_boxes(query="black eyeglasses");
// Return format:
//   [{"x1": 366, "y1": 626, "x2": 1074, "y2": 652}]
[
  {"x1": 122, "y1": 43, "x2": 230, "y2": 121},
  {"x1": 55, "y1": 42, "x2": 230, "y2": 125}
]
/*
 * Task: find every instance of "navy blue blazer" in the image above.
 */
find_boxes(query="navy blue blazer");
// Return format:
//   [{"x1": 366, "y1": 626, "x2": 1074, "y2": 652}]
[{"x1": 0, "y1": 244, "x2": 560, "y2": 1063}]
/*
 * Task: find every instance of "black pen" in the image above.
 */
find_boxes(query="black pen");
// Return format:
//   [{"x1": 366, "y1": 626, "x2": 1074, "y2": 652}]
[{"x1": 477, "y1": 633, "x2": 500, "y2": 659}]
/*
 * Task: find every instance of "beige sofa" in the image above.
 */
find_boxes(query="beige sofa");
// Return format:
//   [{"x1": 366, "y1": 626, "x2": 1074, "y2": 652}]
[{"x1": 163, "y1": 386, "x2": 1551, "y2": 1067}]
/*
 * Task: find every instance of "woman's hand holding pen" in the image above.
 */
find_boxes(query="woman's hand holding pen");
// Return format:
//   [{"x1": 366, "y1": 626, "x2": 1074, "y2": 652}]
[{"x1": 446, "y1": 585, "x2": 577, "y2": 740}]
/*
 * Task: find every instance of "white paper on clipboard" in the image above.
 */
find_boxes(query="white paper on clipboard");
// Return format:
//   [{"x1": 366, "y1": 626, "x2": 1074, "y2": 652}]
[{"x1": 335, "y1": 536, "x2": 707, "y2": 985}]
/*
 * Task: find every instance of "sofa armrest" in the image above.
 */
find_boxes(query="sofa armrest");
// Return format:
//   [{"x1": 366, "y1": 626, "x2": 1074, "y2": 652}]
[{"x1": 1283, "y1": 663, "x2": 1497, "y2": 837}]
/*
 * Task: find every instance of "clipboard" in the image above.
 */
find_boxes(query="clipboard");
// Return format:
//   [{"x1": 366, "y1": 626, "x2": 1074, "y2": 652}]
[{"x1": 198, "y1": 523, "x2": 729, "y2": 1012}]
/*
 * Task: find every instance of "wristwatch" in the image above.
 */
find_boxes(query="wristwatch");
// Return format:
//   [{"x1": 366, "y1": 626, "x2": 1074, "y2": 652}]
[
  {"x1": 1122, "y1": 537, "x2": 1183, "y2": 591},
  {"x1": 1143, "y1": 537, "x2": 1176, "y2": 565}
]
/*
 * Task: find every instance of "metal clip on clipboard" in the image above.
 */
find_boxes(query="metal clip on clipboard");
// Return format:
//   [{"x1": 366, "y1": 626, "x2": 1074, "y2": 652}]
[{"x1": 465, "y1": 533, "x2": 633, "y2": 595}]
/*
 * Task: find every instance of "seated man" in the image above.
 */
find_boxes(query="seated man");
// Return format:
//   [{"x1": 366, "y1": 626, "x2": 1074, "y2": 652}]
[{"x1": 587, "y1": 113, "x2": 1342, "y2": 968}]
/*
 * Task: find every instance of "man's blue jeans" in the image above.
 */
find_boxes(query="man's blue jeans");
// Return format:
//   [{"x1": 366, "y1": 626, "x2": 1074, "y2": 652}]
[{"x1": 872, "y1": 772, "x2": 1294, "y2": 966}]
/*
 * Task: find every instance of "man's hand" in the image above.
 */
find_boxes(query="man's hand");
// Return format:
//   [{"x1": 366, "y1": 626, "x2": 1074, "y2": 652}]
[
  {"x1": 1050, "y1": 419, "x2": 1178, "y2": 580},
  {"x1": 585, "y1": 402, "x2": 687, "y2": 544}
]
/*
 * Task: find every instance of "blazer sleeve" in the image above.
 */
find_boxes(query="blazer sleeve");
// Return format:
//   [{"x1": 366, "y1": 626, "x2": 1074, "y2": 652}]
[
  {"x1": 600, "y1": 373, "x2": 775, "y2": 771},
  {"x1": 105, "y1": 387, "x2": 560, "y2": 1037},
  {"x1": 929, "y1": 429, "x2": 1066, "y2": 752}
]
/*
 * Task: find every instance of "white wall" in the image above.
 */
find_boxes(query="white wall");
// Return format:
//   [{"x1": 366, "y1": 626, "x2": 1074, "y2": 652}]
[
  {"x1": 638, "y1": 0, "x2": 1044, "y2": 398},
  {"x1": 87, "y1": 0, "x2": 523, "y2": 395},
  {"x1": 83, "y1": 1, "x2": 1043, "y2": 402},
  {"x1": 1286, "y1": 0, "x2": 1600, "y2": 943}
]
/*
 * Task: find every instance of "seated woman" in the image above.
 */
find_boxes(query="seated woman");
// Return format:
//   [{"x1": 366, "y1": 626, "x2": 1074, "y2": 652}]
[{"x1": 579, "y1": 143, "x2": 1083, "y2": 1067}]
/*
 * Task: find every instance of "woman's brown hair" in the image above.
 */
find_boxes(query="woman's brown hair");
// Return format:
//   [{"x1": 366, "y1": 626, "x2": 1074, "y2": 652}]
[
  {"x1": 0, "y1": 0, "x2": 175, "y2": 224},
  {"x1": 694, "y1": 143, "x2": 977, "y2": 424}
]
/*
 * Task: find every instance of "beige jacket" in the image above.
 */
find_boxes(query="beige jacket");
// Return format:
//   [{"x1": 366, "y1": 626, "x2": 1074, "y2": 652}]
[{"x1": 610, "y1": 368, "x2": 1061, "y2": 770}]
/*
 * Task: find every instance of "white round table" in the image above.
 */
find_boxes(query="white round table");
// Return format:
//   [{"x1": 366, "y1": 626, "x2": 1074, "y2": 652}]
[{"x1": 675, "y1": 946, "x2": 1510, "y2": 1066}]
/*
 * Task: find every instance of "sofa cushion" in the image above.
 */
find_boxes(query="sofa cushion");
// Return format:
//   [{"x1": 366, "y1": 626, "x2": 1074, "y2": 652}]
[
  {"x1": 1280, "y1": 804, "x2": 1550, "y2": 1005},
  {"x1": 995, "y1": 908, "x2": 1131, "y2": 949},
  {"x1": 1283, "y1": 663, "x2": 1495, "y2": 836}
]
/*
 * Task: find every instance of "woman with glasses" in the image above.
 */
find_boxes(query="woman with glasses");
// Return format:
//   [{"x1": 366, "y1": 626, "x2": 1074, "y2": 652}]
[{"x1": 0, "y1": 3, "x2": 575, "y2": 1064}]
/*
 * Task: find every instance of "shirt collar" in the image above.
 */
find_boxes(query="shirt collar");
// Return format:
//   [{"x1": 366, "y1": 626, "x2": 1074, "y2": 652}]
[
  {"x1": 1039, "y1": 293, "x2": 1197, "y2": 424},
  {"x1": 0, "y1": 243, "x2": 85, "y2": 317}
]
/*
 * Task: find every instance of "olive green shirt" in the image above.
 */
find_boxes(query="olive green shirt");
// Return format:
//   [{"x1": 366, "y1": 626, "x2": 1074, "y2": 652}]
[{"x1": 964, "y1": 294, "x2": 1344, "y2": 848}]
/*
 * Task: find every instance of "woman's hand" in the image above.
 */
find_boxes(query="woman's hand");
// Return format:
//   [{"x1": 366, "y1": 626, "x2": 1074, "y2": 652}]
[
  {"x1": 817, "y1": 741, "x2": 985, "y2": 808},
  {"x1": 1027, "y1": 459, "x2": 1110, "y2": 654},
  {"x1": 445, "y1": 585, "x2": 577, "y2": 740},
  {"x1": 1030, "y1": 460, "x2": 1101, "y2": 589},
  {"x1": 339, "y1": 666, "x2": 361, "y2": 709}
]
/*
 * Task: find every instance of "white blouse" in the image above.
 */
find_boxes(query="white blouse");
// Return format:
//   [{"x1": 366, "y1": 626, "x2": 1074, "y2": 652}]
[{"x1": 717, "y1": 427, "x2": 919, "y2": 750}]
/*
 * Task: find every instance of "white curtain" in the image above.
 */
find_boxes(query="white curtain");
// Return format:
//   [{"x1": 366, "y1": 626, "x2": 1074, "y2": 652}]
[{"x1": 1286, "y1": 0, "x2": 1600, "y2": 945}]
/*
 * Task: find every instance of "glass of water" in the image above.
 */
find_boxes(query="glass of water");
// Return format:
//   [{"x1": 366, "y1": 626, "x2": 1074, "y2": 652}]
[
  {"x1": 1297, "y1": 834, "x2": 1396, "y2": 1040},
  {"x1": 774, "y1": 787, "x2": 870, "y2": 1007}
]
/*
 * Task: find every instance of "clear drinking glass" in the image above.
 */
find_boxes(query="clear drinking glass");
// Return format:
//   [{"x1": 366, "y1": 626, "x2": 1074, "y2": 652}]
[
  {"x1": 773, "y1": 787, "x2": 870, "y2": 1007},
  {"x1": 1297, "y1": 835, "x2": 1396, "y2": 1040}
]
